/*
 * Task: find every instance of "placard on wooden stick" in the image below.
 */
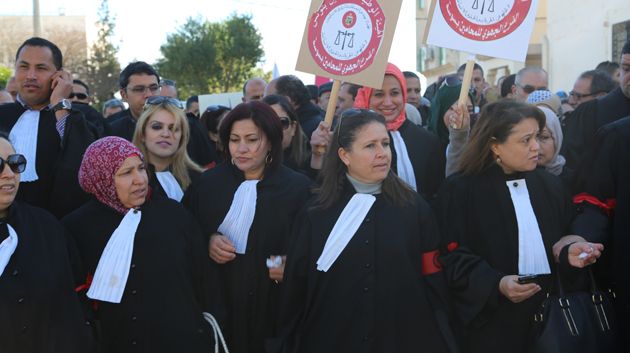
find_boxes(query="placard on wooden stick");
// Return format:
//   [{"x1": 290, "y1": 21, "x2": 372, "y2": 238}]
[
  {"x1": 296, "y1": 0, "x2": 403, "y2": 89},
  {"x1": 424, "y1": 0, "x2": 539, "y2": 62}
]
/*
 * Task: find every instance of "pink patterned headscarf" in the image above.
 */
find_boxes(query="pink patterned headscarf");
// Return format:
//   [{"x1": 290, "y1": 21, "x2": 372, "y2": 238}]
[{"x1": 79, "y1": 136, "x2": 144, "y2": 214}]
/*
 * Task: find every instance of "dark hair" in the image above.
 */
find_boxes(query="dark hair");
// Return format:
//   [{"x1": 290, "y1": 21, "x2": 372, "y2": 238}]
[
  {"x1": 458, "y1": 100, "x2": 545, "y2": 176},
  {"x1": 306, "y1": 84, "x2": 318, "y2": 102},
  {"x1": 318, "y1": 82, "x2": 333, "y2": 97},
  {"x1": 119, "y1": 61, "x2": 160, "y2": 89},
  {"x1": 315, "y1": 110, "x2": 415, "y2": 209},
  {"x1": 276, "y1": 75, "x2": 311, "y2": 107},
  {"x1": 262, "y1": 94, "x2": 309, "y2": 166},
  {"x1": 595, "y1": 61, "x2": 619, "y2": 78},
  {"x1": 72, "y1": 79, "x2": 90, "y2": 95},
  {"x1": 102, "y1": 98, "x2": 125, "y2": 114},
  {"x1": 200, "y1": 106, "x2": 230, "y2": 134},
  {"x1": 161, "y1": 79, "x2": 176, "y2": 87},
  {"x1": 457, "y1": 62, "x2": 484, "y2": 77},
  {"x1": 219, "y1": 101, "x2": 284, "y2": 172},
  {"x1": 403, "y1": 71, "x2": 419, "y2": 80},
  {"x1": 579, "y1": 70, "x2": 616, "y2": 95},
  {"x1": 623, "y1": 40, "x2": 630, "y2": 55},
  {"x1": 341, "y1": 82, "x2": 362, "y2": 100},
  {"x1": 185, "y1": 95, "x2": 198, "y2": 110},
  {"x1": 16, "y1": 37, "x2": 63, "y2": 70},
  {"x1": 501, "y1": 74, "x2": 516, "y2": 98}
]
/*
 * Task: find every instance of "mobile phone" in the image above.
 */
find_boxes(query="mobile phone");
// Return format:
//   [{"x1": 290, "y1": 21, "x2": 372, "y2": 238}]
[{"x1": 517, "y1": 274, "x2": 539, "y2": 284}]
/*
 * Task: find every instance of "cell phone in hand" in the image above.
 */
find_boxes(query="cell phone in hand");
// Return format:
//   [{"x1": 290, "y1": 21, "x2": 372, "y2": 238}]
[{"x1": 517, "y1": 274, "x2": 540, "y2": 284}]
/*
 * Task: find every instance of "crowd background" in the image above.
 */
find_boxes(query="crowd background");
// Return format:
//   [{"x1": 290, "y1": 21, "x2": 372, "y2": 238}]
[{"x1": 0, "y1": 33, "x2": 628, "y2": 353}]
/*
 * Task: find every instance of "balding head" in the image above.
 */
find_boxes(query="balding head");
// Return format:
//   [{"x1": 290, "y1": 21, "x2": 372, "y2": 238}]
[
  {"x1": 242, "y1": 78, "x2": 267, "y2": 102},
  {"x1": 512, "y1": 67, "x2": 548, "y2": 101}
]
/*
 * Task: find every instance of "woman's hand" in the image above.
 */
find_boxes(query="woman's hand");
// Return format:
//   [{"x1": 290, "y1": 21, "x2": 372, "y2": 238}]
[
  {"x1": 268, "y1": 255, "x2": 286, "y2": 283},
  {"x1": 567, "y1": 242, "x2": 604, "y2": 268},
  {"x1": 310, "y1": 121, "x2": 332, "y2": 169},
  {"x1": 208, "y1": 233, "x2": 236, "y2": 264},
  {"x1": 444, "y1": 101, "x2": 470, "y2": 130},
  {"x1": 499, "y1": 275, "x2": 541, "y2": 303}
]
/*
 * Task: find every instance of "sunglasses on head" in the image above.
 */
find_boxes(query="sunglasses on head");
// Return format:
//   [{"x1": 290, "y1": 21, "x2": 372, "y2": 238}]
[
  {"x1": 0, "y1": 154, "x2": 26, "y2": 174},
  {"x1": 144, "y1": 96, "x2": 184, "y2": 110},
  {"x1": 69, "y1": 92, "x2": 88, "y2": 100},
  {"x1": 205, "y1": 105, "x2": 230, "y2": 113}
]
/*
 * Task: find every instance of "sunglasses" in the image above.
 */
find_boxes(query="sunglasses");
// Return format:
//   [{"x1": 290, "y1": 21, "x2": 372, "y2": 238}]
[
  {"x1": 439, "y1": 75, "x2": 462, "y2": 89},
  {"x1": 278, "y1": 117, "x2": 292, "y2": 130},
  {"x1": 69, "y1": 92, "x2": 88, "y2": 100},
  {"x1": 335, "y1": 108, "x2": 374, "y2": 136},
  {"x1": 569, "y1": 90, "x2": 600, "y2": 100},
  {"x1": 518, "y1": 84, "x2": 547, "y2": 94},
  {"x1": 0, "y1": 154, "x2": 27, "y2": 174},
  {"x1": 144, "y1": 96, "x2": 184, "y2": 110}
]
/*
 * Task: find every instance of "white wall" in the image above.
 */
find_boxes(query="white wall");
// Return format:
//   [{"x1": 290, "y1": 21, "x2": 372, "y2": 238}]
[
  {"x1": 546, "y1": 0, "x2": 630, "y2": 92},
  {"x1": 388, "y1": 0, "x2": 417, "y2": 73}
]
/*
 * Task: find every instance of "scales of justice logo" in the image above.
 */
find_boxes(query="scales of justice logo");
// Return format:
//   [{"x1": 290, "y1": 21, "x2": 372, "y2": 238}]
[
  {"x1": 308, "y1": 0, "x2": 386, "y2": 76},
  {"x1": 440, "y1": 0, "x2": 532, "y2": 41}
]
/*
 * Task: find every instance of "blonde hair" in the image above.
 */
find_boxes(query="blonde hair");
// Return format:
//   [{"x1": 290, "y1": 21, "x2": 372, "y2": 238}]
[{"x1": 133, "y1": 103, "x2": 202, "y2": 190}]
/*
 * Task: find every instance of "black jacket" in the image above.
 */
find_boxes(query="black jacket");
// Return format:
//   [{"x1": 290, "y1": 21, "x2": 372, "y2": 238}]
[{"x1": 0, "y1": 103, "x2": 96, "y2": 218}]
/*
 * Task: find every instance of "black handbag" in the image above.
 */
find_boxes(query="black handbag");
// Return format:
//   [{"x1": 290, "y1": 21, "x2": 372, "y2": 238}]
[{"x1": 527, "y1": 266, "x2": 619, "y2": 353}]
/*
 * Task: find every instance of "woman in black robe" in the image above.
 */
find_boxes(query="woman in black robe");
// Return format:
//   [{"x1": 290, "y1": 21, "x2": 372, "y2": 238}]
[
  {"x1": 434, "y1": 100, "x2": 602, "y2": 353},
  {"x1": 310, "y1": 63, "x2": 445, "y2": 200},
  {"x1": 0, "y1": 133, "x2": 94, "y2": 353},
  {"x1": 62, "y1": 136, "x2": 218, "y2": 353},
  {"x1": 131, "y1": 96, "x2": 203, "y2": 202},
  {"x1": 273, "y1": 110, "x2": 453, "y2": 353},
  {"x1": 184, "y1": 101, "x2": 311, "y2": 353}
]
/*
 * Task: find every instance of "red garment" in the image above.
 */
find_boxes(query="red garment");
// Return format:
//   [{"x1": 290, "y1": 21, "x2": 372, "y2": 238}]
[
  {"x1": 353, "y1": 62, "x2": 407, "y2": 131},
  {"x1": 78, "y1": 136, "x2": 143, "y2": 214}
]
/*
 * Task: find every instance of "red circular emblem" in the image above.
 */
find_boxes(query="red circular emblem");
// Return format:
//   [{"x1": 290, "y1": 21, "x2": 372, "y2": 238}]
[
  {"x1": 308, "y1": 0, "x2": 386, "y2": 76},
  {"x1": 439, "y1": 0, "x2": 532, "y2": 41},
  {"x1": 342, "y1": 11, "x2": 357, "y2": 29}
]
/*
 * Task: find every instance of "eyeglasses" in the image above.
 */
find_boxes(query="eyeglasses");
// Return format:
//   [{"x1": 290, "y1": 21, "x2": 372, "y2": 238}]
[
  {"x1": 278, "y1": 117, "x2": 291, "y2": 130},
  {"x1": 128, "y1": 84, "x2": 161, "y2": 94},
  {"x1": 0, "y1": 154, "x2": 26, "y2": 174},
  {"x1": 144, "y1": 96, "x2": 184, "y2": 110},
  {"x1": 335, "y1": 108, "x2": 373, "y2": 136},
  {"x1": 569, "y1": 90, "x2": 599, "y2": 100},
  {"x1": 69, "y1": 92, "x2": 88, "y2": 100},
  {"x1": 517, "y1": 84, "x2": 547, "y2": 94},
  {"x1": 205, "y1": 105, "x2": 231, "y2": 113}
]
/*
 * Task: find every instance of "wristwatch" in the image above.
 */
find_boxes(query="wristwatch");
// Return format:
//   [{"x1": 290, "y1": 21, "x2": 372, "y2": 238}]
[{"x1": 52, "y1": 99, "x2": 72, "y2": 113}]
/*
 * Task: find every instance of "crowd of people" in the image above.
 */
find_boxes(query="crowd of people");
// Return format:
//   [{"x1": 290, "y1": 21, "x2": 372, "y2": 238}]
[{"x1": 0, "y1": 35, "x2": 628, "y2": 353}]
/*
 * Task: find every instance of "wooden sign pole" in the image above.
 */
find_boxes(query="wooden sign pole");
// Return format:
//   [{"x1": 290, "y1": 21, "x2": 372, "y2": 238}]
[
  {"x1": 458, "y1": 56, "x2": 475, "y2": 108},
  {"x1": 324, "y1": 80, "x2": 341, "y2": 126}
]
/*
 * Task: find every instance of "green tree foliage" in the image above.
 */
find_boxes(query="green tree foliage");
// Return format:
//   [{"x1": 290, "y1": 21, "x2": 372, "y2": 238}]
[
  {"x1": 0, "y1": 65, "x2": 11, "y2": 89},
  {"x1": 85, "y1": 0, "x2": 121, "y2": 110},
  {"x1": 156, "y1": 14, "x2": 264, "y2": 98}
]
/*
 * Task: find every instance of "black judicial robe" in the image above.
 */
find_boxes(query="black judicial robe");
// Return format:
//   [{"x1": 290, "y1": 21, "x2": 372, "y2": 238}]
[
  {"x1": 183, "y1": 163, "x2": 311, "y2": 353},
  {"x1": 73, "y1": 102, "x2": 106, "y2": 137},
  {"x1": 0, "y1": 103, "x2": 96, "y2": 218},
  {"x1": 561, "y1": 87, "x2": 630, "y2": 191},
  {"x1": 146, "y1": 164, "x2": 201, "y2": 202},
  {"x1": 0, "y1": 201, "x2": 94, "y2": 353},
  {"x1": 571, "y1": 116, "x2": 630, "y2": 349},
  {"x1": 435, "y1": 166, "x2": 573, "y2": 353},
  {"x1": 274, "y1": 183, "x2": 452, "y2": 353},
  {"x1": 391, "y1": 119, "x2": 445, "y2": 200},
  {"x1": 62, "y1": 197, "x2": 216, "y2": 353}
]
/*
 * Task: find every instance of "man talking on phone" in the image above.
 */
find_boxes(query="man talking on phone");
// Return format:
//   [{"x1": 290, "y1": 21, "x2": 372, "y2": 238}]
[{"x1": 0, "y1": 37, "x2": 97, "y2": 218}]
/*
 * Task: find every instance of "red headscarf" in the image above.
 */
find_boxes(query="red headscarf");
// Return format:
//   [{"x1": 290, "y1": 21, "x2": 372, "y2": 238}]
[
  {"x1": 353, "y1": 62, "x2": 407, "y2": 131},
  {"x1": 79, "y1": 136, "x2": 144, "y2": 214}
]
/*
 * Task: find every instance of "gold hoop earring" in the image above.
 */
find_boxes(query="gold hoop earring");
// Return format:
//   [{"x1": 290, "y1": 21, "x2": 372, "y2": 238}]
[
  {"x1": 265, "y1": 153, "x2": 273, "y2": 165},
  {"x1": 231, "y1": 158, "x2": 236, "y2": 165}
]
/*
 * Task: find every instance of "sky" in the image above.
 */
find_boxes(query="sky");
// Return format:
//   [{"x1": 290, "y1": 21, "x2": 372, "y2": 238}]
[{"x1": 3, "y1": 0, "x2": 417, "y2": 85}]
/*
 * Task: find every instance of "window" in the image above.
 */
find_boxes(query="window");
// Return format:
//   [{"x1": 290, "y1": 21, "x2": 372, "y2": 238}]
[{"x1": 612, "y1": 20, "x2": 630, "y2": 61}]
